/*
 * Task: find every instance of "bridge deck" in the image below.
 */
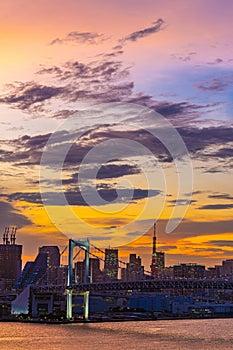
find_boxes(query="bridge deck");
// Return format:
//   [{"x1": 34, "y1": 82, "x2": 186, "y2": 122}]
[{"x1": 32, "y1": 279, "x2": 233, "y2": 293}]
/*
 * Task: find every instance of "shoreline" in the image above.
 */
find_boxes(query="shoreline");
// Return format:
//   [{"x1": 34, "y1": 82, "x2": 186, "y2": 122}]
[{"x1": 1, "y1": 314, "x2": 233, "y2": 324}]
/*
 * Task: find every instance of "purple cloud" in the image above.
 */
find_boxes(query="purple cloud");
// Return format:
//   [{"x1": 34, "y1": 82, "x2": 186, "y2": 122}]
[
  {"x1": 50, "y1": 31, "x2": 108, "y2": 45},
  {"x1": 120, "y1": 18, "x2": 165, "y2": 44}
]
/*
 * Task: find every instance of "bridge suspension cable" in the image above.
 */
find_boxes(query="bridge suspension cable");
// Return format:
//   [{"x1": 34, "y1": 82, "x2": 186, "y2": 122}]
[
  {"x1": 88, "y1": 242, "x2": 152, "y2": 275},
  {"x1": 60, "y1": 246, "x2": 67, "y2": 256}
]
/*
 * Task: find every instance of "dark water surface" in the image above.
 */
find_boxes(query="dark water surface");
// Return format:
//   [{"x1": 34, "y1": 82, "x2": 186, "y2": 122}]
[{"x1": 0, "y1": 319, "x2": 233, "y2": 349}]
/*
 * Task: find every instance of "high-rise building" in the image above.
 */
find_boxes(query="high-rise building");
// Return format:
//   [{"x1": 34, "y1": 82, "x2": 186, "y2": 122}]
[
  {"x1": 121, "y1": 253, "x2": 144, "y2": 281},
  {"x1": 0, "y1": 227, "x2": 22, "y2": 291},
  {"x1": 15, "y1": 245, "x2": 60, "y2": 289},
  {"x1": 173, "y1": 263, "x2": 205, "y2": 279},
  {"x1": 74, "y1": 261, "x2": 84, "y2": 283},
  {"x1": 150, "y1": 223, "x2": 165, "y2": 278},
  {"x1": 38, "y1": 246, "x2": 60, "y2": 268},
  {"x1": 46, "y1": 265, "x2": 68, "y2": 285},
  {"x1": 205, "y1": 260, "x2": 233, "y2": 279},
  {"x1": 104, "y1": 248, "x2": 118, "y2": 280},
  {"x1": 221, "y1": 259, "x2": 233, "y2": 277},
  {"x1": 75, "y1": 258, "x2": 102, "y2": 283}
]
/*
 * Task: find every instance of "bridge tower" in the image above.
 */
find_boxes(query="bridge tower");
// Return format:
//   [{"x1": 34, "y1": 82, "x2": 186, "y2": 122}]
[{"x1": 66, "y1": 238, "x2": 90, "y2": 321}]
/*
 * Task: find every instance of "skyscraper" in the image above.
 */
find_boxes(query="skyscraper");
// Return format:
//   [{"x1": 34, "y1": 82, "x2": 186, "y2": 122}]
[
  {"x1": 15, "y1": 245, "x2": 61, "y2": 289},
  {"x1": 121, "y1": 253, "x2": 144, "y2": 281},
  {"x1": 104, "y1": 248, "x2": 118, "y2": 280},
  {"x1": 0, "y1": 227, "x2": 22, "y2": 291},
  {"x1": 38, "y1": 246, "x2": 60, "y2": 268},
  {"x1": 75, "y1": 258, "x2": 102, "y2": 283}
]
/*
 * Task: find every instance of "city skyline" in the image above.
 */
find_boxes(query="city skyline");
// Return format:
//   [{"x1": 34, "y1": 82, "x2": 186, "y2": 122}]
[
  {"x1": 1, "y1": 227, "x2": 233, "y2": 276},
  {"x1": 0, "y1": 1, "x2": 232, "y2": 269}
]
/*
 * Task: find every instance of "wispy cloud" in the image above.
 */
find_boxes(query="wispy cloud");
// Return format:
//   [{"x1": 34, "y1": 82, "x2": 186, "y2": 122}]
[
  {"x1": 0, "y1": 201, "x2": 32, "y2": 231},
  {"x1": 37, "y1": 60, "x2": 130, "y2": 82},
  {"x1": 0, "y1": 133, "x2": 51, "y2": 165},
  {"x1": 3, "y1": 187, "x2": 161, "y2": 207},
  {"x1": 206, "y1": 240, "x2": 233, "y2": 247},
  {"x1": 207, "y1": 58, "x2": 223, "y2": 65},
  {"x1": 196, "y1": 144, "x2": 233, "y2": 161},
  {"x1": 168, "y1": 199, "x2": 197, "y2": 207},
  {"x1": 198, "y1": 204, "x2": 233, "y2": 210},
  {"x1": 62, "y1": 163, "x2": 141, "y2": 186},
  {"x1": 0, "y1": 123, "x2": 232, "y2": 172},
  {"x1": 97, "y1": 163, "x2": 140, "y2": 179},
  {"x1": 0, "y1": 82, "x2": 66, "y2": 112},
  {"x1": 172, "y1": 51, "x2": 197, "y2": 61},
  {"x1": 0, "y1": 59, "x2": 133, "y2": 114},
  {"x1": 120, "y1": 18, "x2": 165, "y2": 45},
  {"x1": 208, "y1": 193, "x2": 233, "y2": 201},
  {"x1": 50, "y1": 31, "x2": 108, "y2": 45},
  {"x1": 157, "y1": 219, "x2": 233, "y2": 241},
  {"x1": 196, "y1": 74, "x2": 233, "y2": 92}
]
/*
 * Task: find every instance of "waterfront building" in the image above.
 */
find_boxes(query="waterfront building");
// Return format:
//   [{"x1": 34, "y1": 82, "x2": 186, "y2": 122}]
[
  {"x1": 159, "y1": 266, "x2": 174, "y2": 278},
  {"x1": 0, "y1": 227, "x2": 22, "y2": 291},
  {"x1": 15, "y1": 245, "x2": 61, "y2": 289},
  {"x1": 205, "y1": 260, "x2": 233, "y2": 279},
  {"x1": 173, "y1": 263, "x2": 205, "y2": 279},
  {"x1": 205, "y1": 266, "x2": 221, "y2": 279},
  {"x1": 221, "y1": 259, "x2": 233, "y2": 277}
]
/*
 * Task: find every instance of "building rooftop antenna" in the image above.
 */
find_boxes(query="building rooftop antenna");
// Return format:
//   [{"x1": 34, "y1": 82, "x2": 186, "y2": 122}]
[
  {"x1": 11, "y1": 227, "x2": 17, "y2": 245},
  {"x1": 152, "y1": 221, "x2": 157, "y2": 255},
  {"x1": 6, "y1": 227, "x2": 10, "y2": 244},
  {"x1": 3, "y1": 227, "x2": 7, "y2": 244}
]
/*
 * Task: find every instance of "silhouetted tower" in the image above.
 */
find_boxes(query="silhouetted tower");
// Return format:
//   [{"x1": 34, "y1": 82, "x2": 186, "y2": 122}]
[
  {"x1": 153, "y1": 222, "x2": 157, "y2": 255},
  {"x1": 150, "y1": 222, "x2": 165, "y2": 278},
  {"x1": 0, "y1": 227, "x2": 22, "y2": 290}
]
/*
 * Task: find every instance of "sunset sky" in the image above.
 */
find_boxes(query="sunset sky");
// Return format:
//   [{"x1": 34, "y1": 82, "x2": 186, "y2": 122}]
[{"x1": 0, "y1": 0, "x2": 232, "y2": 269}]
